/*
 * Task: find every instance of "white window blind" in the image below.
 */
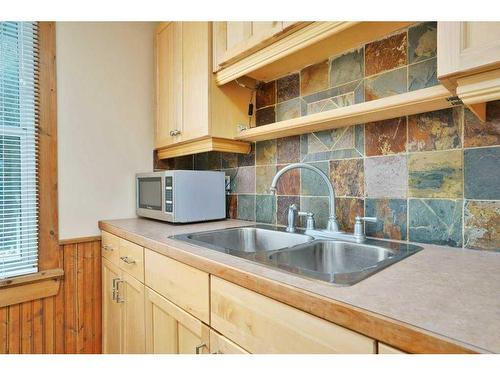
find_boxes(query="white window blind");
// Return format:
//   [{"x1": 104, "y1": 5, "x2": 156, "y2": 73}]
[{"x1": 0, "y1": 22, "x2": 39, "y2": 279}]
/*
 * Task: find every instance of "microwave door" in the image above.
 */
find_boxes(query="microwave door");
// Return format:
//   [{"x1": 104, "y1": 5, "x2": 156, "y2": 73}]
[{"x1": 138, "y1": 177, "x2": 162, "y2": 211}]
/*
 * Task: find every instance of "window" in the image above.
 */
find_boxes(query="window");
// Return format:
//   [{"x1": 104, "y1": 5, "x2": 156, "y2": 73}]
[{"x1": 0, "y1": 22, "x2": 39, "y2": 278}]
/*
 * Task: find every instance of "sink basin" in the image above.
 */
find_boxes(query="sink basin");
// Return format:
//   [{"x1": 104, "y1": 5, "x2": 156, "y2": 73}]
[
  {"x1": 177, "y1": 226, "x2": 314, "y2": 254},
  {"x1": 261, "y1": 239, "x2": 421, "y2": 285},
  {"x1": 171, "y1": 225, "x2": 423, "y2": 286}
]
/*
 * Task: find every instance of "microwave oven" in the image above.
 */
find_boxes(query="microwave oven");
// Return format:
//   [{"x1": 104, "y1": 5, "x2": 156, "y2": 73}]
[{"x1": 136, "y1": 170, "x2": 226, "y2": 223}]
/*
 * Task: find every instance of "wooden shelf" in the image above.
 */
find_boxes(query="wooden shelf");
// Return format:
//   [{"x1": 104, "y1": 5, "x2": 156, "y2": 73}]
[
  {"x1": 215, "y1": 21, "x2": 414, "y2": 86},
  {"x1": 157, "y1": 136, "x2": 251, "y2": 159},
  {"x1": 235, "y1": 85, "x2": 454, "y2": 142}
]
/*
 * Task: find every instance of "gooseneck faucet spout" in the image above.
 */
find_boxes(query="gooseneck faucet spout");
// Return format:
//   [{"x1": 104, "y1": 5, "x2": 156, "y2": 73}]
[{"x1": 269, "y1": 163, "x2": 340, "y2": 233}]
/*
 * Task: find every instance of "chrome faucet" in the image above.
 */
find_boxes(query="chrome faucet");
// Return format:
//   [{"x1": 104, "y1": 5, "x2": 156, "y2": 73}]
[{"x1": 270, "y1": 163, "x2": 340, "y2": 233}]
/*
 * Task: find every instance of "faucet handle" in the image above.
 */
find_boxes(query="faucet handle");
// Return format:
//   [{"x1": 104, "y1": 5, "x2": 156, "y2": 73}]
[
  {"x1": 355, "y1": 216, "x2": 377, "y2": 223},
  {"x1": 298, "y1": 211, "x2": 315, "y2": 230},
  {"x1": 353, "y1": 216, "x2": 377, "y2": 242}
]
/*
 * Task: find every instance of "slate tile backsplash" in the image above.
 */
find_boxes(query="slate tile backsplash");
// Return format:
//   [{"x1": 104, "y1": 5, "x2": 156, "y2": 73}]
[{"x1": 157, "y1": 22, "x2": 499, "y2": 251}]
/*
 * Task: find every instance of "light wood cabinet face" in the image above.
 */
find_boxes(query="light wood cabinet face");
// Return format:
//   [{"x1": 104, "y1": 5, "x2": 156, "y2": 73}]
[
  {"x1": 378, "y1": 342, "x2": 406, "y2": 354},
  {"x1": 121, "y1": 273, "x2": 146, "y2": 354},
  {"x1": 144, "y1": 249, "x2": 210, "y2": 323},
  {"x1": 101, "y1": 231, "x2": 120, "y2": 264},
  {"x1": 210, "y1": 276, "x2": 376, "y2": 354},
  {"x1": 213, "y1": 21, "x2": 289, "y2": 70},
  {"x1": 438, "y1": 22, "x2": 500, "y2": 78},
  {"x1": 102, "y1": 258, "x2": 122, "y2": 354},
  {"x1": 210, "y1": 329, "x2": 249, "y2": 354},
  {"x1": 145, "y1": 288, "x2": 209, "y2": 354},
  {"x1": 118, "y1": 238, "x2": 145, "y2": 282},
  {"x1": 155, "y1": 22, "x2": 183, "y2": 149}
]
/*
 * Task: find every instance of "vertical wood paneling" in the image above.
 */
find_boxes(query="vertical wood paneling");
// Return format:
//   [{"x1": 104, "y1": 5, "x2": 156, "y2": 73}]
[{"x1": 0, "y1": 239, "x2": 101, "y2": 354}]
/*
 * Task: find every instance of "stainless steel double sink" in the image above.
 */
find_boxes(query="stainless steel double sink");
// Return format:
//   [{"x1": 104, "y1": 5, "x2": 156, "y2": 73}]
[{"x1": 171, "y1": 225, "x2": 423, "y2": 286}]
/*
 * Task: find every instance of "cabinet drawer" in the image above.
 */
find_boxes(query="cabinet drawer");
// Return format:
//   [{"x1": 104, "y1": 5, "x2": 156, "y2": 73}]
[
  {"x1": 118, "y1": 238, "x2": 144, "y2": 282},
  {"x1": 144, "y1": 249, "x2": 210, "y2": 323},
  {"x1": 210, "y1": 276, "x2": 376, "y2": 354},
  {"x1": 210, "y1": 329, "x2": 249, "y2": 354},
  {"x1": 101, "y1": 231, "x2": 120, "y2": 264}
]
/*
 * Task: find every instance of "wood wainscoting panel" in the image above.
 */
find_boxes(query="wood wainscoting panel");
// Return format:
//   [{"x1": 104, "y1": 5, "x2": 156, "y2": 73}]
[{"x1": 0, "y1": 239, "x2": 102, "y2": 354}]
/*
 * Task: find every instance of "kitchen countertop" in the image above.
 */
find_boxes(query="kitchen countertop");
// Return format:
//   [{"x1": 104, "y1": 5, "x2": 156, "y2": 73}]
[{"x1": 98, "y1": 217, "x2": 500, "y2": 353}]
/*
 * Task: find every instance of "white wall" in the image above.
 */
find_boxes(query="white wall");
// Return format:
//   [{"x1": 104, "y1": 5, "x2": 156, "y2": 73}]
[{"x1": 56, "y1": 22, "x2": 156, "y2": 239}]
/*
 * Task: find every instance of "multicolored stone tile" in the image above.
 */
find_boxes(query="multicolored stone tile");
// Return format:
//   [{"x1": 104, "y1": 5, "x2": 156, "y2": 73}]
[
  {"x1": 335, "y1": 197, "x2": 364, "y2": 232},
  {"x1": 365, "y1": 117, "x2": 407, "y2": 156},
  {"x1": 256, "y1": 165, "x2": 276, "y2": 194},
  {"x1": 238, "y1": 143, "x2": 255, "y2": 167},
  {"x1": 329, "y1": 158, "x2": 364, "y2": 197},
  {"x1": 256, "y1": 139, "x2": 276, "y2": 165},
  {"x1": 256, "y1": 106, "x2": 276, "y2": 126},
  {"x1": 256, "y1": 80, "x2": 276, "y2": 109},
  {"x1": 408, "y1": 150, "x2": 463, "y2": 198},
  {"x1": 235, "y1": 166, "x2": 255, "y2": 194},
  {"x1": 409, "y1": 199, "x2": 463, "y2": 247},
  {"x1": 194, "y1": 152, "x2": 221, "y2": 170},
  {"x1": 277, "y1": 73, "x2": 300, "y2": 103},
  {"x1": 300, "y1": 196, "x2": 330, "y2": 229},
  {"x1": 237, "y1": 194, "x2": 255, "y2": 221},
  {"x1": 256, "y1": 195, "x2": 276, "y2": 224},
  {"x1": 300, "y1": 60, "x2": 329, "y2": 96},
  {"x1": 364, "y1": 67, "x2": 407, "y2": 101},
  {"x1": 365, "y1": 32, "x2": 407, "y2": 76},
  {"x1": 277, "y1": 196, "x2": 300, "y2": 226},
  {"x1": 276, "y1": 165, "x2": 300, "y2": 196},
  {"x1": 365, "y1": 198, "x2": 408, "y2": 241},
  {"x1": 300, "y1": 161, "x2": 330, "y2": 196},
  {"x1": 408, "y1": 57, "x2": 438, "y2": 91},
  {"x1": 330, "y1": 48, "x2": 364, "y2": 87},
  {"x1": 276, "y1": 98, "x2": 301, "y2": 122},
  {"x1": 407, "y1": 107, "x2": 462, "y2": 152},
  {"x1": 464, "y1": 147, "x2": 500, "y2": 200},
  {"x1": 464, "y1": 100, "x2": 500, "y2": 148},
  {"x1": 464, "y1": 200, "x2": 500, "y2": 250},
  {"x1": 277, "y1": 136, "x2": 300, "y2": 164},
  {"x1": 226, "y1": 194, "x2": 237, "y2": 219},
  {"x1": 408, "y1": 22, "x2": 437, "y2": 63},
  {"x1": 303, "y1": 80, "x2": 364, "y2": 107},
  {"x1": 221, "y1": 152, "x2": 238, "y2": 169},
  {"x1": 365, "y1": 155, "x2": 408, "y2": 198}
]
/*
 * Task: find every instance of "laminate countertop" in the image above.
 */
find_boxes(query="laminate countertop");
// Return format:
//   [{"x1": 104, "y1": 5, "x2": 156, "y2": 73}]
[{"x1": 98, "y1": 218, "x2": 500, "y2": 354}]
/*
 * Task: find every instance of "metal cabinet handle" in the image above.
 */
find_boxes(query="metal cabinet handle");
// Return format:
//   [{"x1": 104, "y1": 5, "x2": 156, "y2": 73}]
[
  {"x1": 120, "y1": 256, "x2": 136, "y2": 264},
  {"x1": 115, "y1": 279, "x2": 124, "y2": 303},
  {"x1": 112, "y1": 277, "x2": 120, "y2": 301},
  {"x1": 103, "y1": 244, "x2": 113, "y2": 251},
  {"x1": 195, "y1": 343, "x2": 207, "y2": 354},
  {"x1": 169, "y1": 129, "x2": 181, "y2": 136}
]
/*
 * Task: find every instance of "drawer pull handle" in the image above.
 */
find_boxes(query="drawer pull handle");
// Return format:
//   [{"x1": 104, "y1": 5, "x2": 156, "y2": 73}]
[
  {"x1": 120, "y1": 256, "x2": 136, "y2": 264},
  {"x1": 115, "y1": 279, "x2": 124, "y2": 303},
  {"x1": 195, "y1": 343, "x2": 207, "y2": 354},
  {"x1": 112, "y1": 277, "x2": 120, "y2": 301}
]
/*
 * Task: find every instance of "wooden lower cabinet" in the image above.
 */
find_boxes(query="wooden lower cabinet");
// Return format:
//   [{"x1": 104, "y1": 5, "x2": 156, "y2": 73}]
[
  {"x1": 210, "y1": 329, "x2": 248, "y2": 354},
  {"x1": 102, "y1": 258, "x2": 122, "y2": 354},
  {"x1": 210, "y1": 276, "x2": 376, "y2": 354},
  {"x1": 102, "y1": 258, "x2": 145, "y2": 354},
  {"x1": 378, "y1": 343, "x2": 406, "y2": 354},
  {"x1": 145, "y1": 287, "x2": 209, "y2": 354}
]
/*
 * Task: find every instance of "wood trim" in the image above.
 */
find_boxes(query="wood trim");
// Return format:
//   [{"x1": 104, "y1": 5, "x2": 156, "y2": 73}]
[
  {"x1": 156, "y1": 136, "x2": 250, "y2": 159},
  {"x1": 0, "y1": 269, "x2": 63, "y2": 289},
  {"x1": 38, "y1": 21, "x2": 59, "y2": 270},
  {"x1": 59, "y1": 235, "x2": 102, "y2": 246},
  {"x1": 236, "y1": 85, "x2": 454, "y2": 142},
  {"x1": 456, "y1": 69, "x2": 500, "y2": 105},
  {"x1": 99, "y1": 221, "x2": 482, "y2": 354}
]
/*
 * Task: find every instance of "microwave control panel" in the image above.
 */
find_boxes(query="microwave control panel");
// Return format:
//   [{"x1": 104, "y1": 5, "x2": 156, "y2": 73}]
[{"x1": 165, "y1": 176, "x2": 173, "y2": 213}]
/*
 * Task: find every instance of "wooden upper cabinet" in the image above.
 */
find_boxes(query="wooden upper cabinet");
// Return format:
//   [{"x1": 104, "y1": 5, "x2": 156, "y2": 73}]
[
  {"x1": 154, "y1": 22, "x2": 251, "y2": 159},
  {"x1": 213, "y1": 21, "x2": 294, "y2": 70},
  {"x1": 438, "y1": 22, "x2": 500, "y2": 79}
]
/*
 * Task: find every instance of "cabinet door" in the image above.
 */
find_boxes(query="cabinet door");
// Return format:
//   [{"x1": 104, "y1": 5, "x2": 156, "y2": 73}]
[
  {"x1": 213, "y1": 21, "x2": 284, "y2": 69},
  {"x1": 378, "y1": 343, "x2": 406, "y2": 354},
  {"x1": 210, "y1": 329, "x2": 249, "y2": 354},
  {"x1": 155, "y1": 22, "x2": 183, "y2": 149},
  {"x1": 145, "y1": 288, "x2": 209, "y2": 354},
  {"x1": 102, "y1": 258, "x2": 122, "y2": 354},
  {"x1": 120, "y1": 272, "x2": 146, "y2": 354},
  {"x1": 181, "y1": 22, "x2": 210, "y2": 142},
  {"x1": 438, "y1": 22, "x2": 500, "y2": 77}
]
